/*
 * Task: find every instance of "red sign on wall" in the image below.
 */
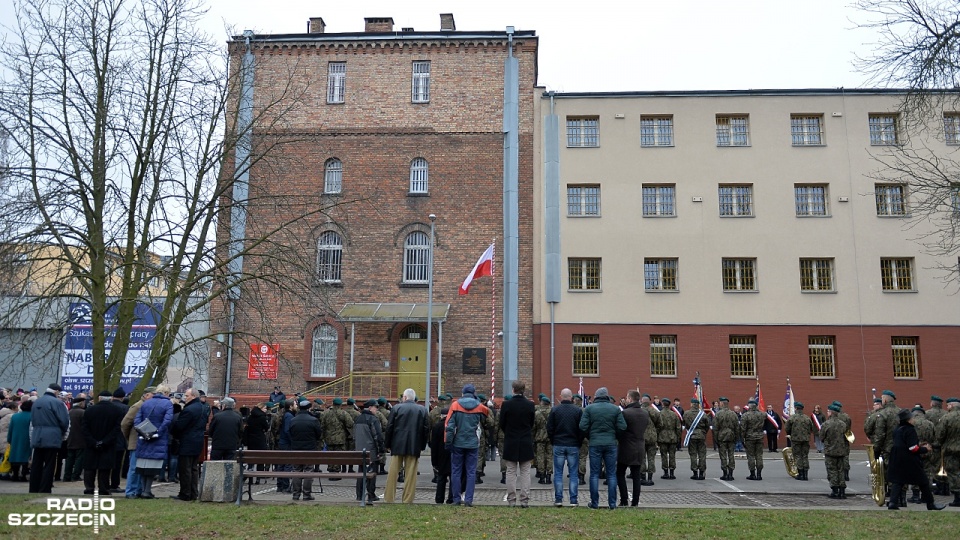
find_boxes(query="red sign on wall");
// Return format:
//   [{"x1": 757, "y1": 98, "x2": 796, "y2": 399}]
[{"x1": 247, "y1": 343, "x2": 279, "y2": 380}]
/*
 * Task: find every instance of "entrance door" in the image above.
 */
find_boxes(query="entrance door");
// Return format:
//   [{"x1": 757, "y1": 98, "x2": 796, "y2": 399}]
[{"x1": 397, "y1": 326, "x2": 427, "y2": 398}]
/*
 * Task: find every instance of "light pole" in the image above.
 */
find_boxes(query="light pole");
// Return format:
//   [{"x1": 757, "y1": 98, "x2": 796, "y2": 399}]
[{"x1": 425, "y1": 214, "x2": 436, "y2": 406}]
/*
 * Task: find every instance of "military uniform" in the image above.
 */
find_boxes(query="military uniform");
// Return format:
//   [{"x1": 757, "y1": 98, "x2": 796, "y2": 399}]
[
  {"x1": 832, "y1": 401, "x2": 852, "y2": 479},
  {"x1": 682, "y1": 399, "x2": 709, "y2": 479},
  {"x1": 657, "y1": 398, "x2": 682, "y2": 479},
  {"x1": 873, "y1": 392, "x2": 900, "y2": 463},
  {"x1": 475, "y1": 394, "x2": 494, "y2": 484},
  {"x1": 785, "y1": 402, "x2": 814, "y2": 481},
  {"x1": 574, "y1": 395, "x2": 588, "y2": 483},
  {"x1": 820, "y1": 405, "x2": 850, "y2": 498},
  {"x1": 534, "y1": 398, "x2": 553, "y2": 483},
  {"x1": 322, "y1": 399, "x2": 354, "y2": 473},
  {"x1": 641, "y1": 399, "x2": 661, "y2": 485},
  {"x1": 934, "y1": 398, "x2": 960, "y2": 506},
  {"x1": 374, "y1": 400, "x2": 390, "y2": 474},
  {"x1": 741, "y1": 401, "x2": 766, "y2": 480},
  {"x1": 713, "y1": 398, "x2": 741, "y2": 481},
  {"x1": 864, "y1": 399, "x2": 882, "y2": 444},
  {"x1": 926, "y1": 396, "x2": 948, "y2": 494}
]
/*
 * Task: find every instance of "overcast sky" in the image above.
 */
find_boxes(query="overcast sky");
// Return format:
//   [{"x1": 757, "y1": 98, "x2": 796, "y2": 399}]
[{"x1": 1, "y1": 0, "x2": 881, "y2": 92}]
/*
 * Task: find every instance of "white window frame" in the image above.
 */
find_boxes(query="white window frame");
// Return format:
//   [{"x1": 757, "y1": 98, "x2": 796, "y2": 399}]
[
  {"x1": 799, "y1": 258, "x2": 834, "y2": 292},
  {"x1": 327, "y1": 62, "x2": 346, "y2": 104},
  {"x1": 716, "y1": 115, "x2": 750, "y2": 147},
  {"x1": 311, "y1": 324, "x2": 338, "y2": 378},
  {"x1": 644, "y1": 258, "x2": 678, "y2": 291},
  {"x1": 791, "y1": 114, "x2": 824, "y2": 146},
  {"x1": 640, "y1": 115, "x2": 674, "y2": 147},
  {"x1": 642, "y1": 184, "x2": 676, "y2": 217},
  {"x1": 409, "y1": 158, "x2": 429, "y2": 194},
  {"x1": 869, "y1": 114, "x2": 899, "y2": 146},
  {"x1": 875, "y1": 184, "x2": 907, "y2": 216},
  {"x1": 795, "y1": 184, "x2": 829, "y2": 216},
  {"x1": 567, "y1": 184, "x2": 600, "y2": 216},
  {"x1": 566, "y1": 116, "x2": 600, "y2": 147},
  {"x1": 944, "y1": 113, "x2": 960, "y2": 145},
  {"x1": 403, "y1": 231, "x2": 430, "y2": 284},
  {"x1": 324, "y1": 158, "x2": 342, "y2": 194},
  {"x1": 880, "y1": 257, "x2": 914, "y2": 291},
  {"x1": 412, "y1": 61, "x2": 430, "y2": 103},
  {"x1": 316, "y1": 231, "x2": 343, "y2": 283},
  {"x1": 718, "y1": 184, "x2": 754, "y2": 217},
  {"x1": 722, "y1": 258, "x2": 757, "y2": 291}
]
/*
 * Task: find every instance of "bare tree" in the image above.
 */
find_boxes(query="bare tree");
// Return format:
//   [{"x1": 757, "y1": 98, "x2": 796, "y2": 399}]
[{"x1": 0, "y1": 0, "x2": 334, "y2": 396}]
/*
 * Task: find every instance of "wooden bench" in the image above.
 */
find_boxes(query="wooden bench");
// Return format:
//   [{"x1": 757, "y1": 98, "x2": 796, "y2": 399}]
[{"x1": 235, "y1": 449, "x2": 377, "y2": 506}]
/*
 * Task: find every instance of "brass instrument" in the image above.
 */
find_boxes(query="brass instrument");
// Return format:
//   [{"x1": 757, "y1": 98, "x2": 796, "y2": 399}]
[
  {"x1": 781, "y1": 447, "x2": 798, "y2": 478},
  {"x1": 844, "y1": 429, "x2": 855, "y2": 444},
  {"x1": 938, "y1": 452, "x2": 947, "y2": 477},
  {"x1": 865, "y1": 444, "x2": 886, "y2": 506}
]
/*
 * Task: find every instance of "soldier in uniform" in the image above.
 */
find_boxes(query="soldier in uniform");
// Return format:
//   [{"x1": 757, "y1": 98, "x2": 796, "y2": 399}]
[
  {"x1": 534, "y1": 395, "x2": 553, "y2": 484},
  {"x1": 831, "y1": 400, "x2": 853, "y2": 481},
  {"x1": 374, "y1": 397, "x2": 390, "y2": 475},
  {"x1": 785, "y1": 401, "x2": 813, "y2": 481},
  {"x1": 322, "y1": 397, "x2": 354, "y2": 477},
  {"x1": 473, "y1": 393, "x2": 494, "y2": 485},
  {"x1": 574, "y1": 394, "x2": 588, "y2": 485},
  {"x1": 682, "y1": 398, "x2": 709, "y2": 480},
  {"x1": 741, "y1": 398, "x2": 766, "y2": 481},
  {"x1": 926, "y1": 395, "x2": 946, "y2": 425},
  {"x1": 873, "y1": 390, "x2": 900, "y2": 466},
  {"x1": 657, "y1": 397, "x2": 682, "y2": 479},
  {"x1": 926, "y1": 395, "x2": 948, "y2": 494},
  {"x1": 909, "y1": 405, "x2": 936, "y2": 503},
  {"x1": 713, "y1": 397, "x2": 741, "y2": 481},
  {"x1": 640, "y1": 394, "x2": 661, "y2": 486},
  {"x1": 864, "y1": 398, "x2": 882, "y2": 444},
  {"x1": 820, "y1": 403, "x2": 850, "y2": 499},
  {"x1": 267, "y1": 402, "x2": 282, "y2": 450},
  {"x1": 934, "y1": 397, "x2": 960, "y2": 507},
  {"x1": 498, "y1": 394, "x2": 511, "y2": 484}
]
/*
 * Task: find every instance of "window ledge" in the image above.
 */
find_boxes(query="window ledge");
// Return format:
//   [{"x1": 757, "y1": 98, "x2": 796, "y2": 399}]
[
  {"x1": 881, "y1": 289, "x2": 918, "y2": 293},
  {"x1": 731, "y1": 375, "x2": 758, "y2": 379},
  {"x1": 795, "y1": 214, "x2": 831, "y2": 218},
  {"x1": 566, "y1": 145, "x2": 600, "y2": 149},
  {"x1": 723, "y1": 290, "x2": 759, "y2": 293},
  {"x1": 573, "y1": 374, "x2": 600, "y2": 378},
  {"x1": 716, "y1": 144, "x2": 752, "y2": 148},
  {"x1": 314, "y1": 281, "x2": 343, "y2": 289},
  {"x1": 719, "y1": 215, "x2": 755, "y2": 218},
  {"x1": 876, "y1": 214, "x2": 910, "y2": 218},
  {"x1": 800, "y1": 290, "x2": 837, "y2": 294},
  {"x1": 567, "y1": 214, "x2": 601, "y2": 218},
  {"x1": 644, "y1": 289, "x2": 679, "y2": 293},
  {"x1": 567, "y1": 289, "x2": 602, "y2": 293},
  {"x1": 810, "y1": 376, "x2": 837, "y2": 380},
  {"x1": 642, "y1": 214, "x2": 678, "y2": 218},
  {"x1": 400, "y1": 283, "x2": 429, "y2": 289},
  {"x1": 650, "y1": 374, "x2": 678, "y2": 379},
  {"x1": 791, "y1": 144, "x2": 826, "y2": 147},
  {"x1": 407, "y1": 192, "x2": 430, "y2": 197},
  {"x1": 322, "y1": 192, "x2": 343, "y2": 198}
]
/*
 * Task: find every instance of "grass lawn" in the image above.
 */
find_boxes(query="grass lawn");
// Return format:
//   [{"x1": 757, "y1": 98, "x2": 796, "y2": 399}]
[{"x1": 0, "y1": 494, "x2": 957, "y2": 539}]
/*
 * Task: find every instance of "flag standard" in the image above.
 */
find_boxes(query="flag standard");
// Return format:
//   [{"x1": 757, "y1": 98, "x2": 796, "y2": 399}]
[
  {"x1": 755, "y1": 380, "x2": 777, "y2": 425},
  {"x1": 683, "y1": 372, "x2": 707, "y2": 446},
  {"x1": 459, "y1": 243, "x2": 494, "y2": 295},
  {"x1": 782, "y1": 379, "x2": 795, "y2": 419}
]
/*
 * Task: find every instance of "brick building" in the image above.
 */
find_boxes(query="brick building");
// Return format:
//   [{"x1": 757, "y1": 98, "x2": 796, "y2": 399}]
[{"x1": 210, "y1": 15, "x2": 538, "y2": 400}]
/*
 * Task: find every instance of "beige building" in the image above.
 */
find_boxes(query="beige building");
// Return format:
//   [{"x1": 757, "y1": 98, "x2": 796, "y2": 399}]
[{"x1": 532, "y1": 89, "x2": 960, "y2": 438}]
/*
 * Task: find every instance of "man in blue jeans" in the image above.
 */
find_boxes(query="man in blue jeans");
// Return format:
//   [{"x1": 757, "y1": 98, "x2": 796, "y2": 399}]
[
  {"x1": 547, "y1": 388, "x2": 583, "y2": 507},
  {"x1": 444, "y1": 384, "x2": 490, "y2": 506},
  {"x1": 579, "y1": 387, "x2": 626, "y2": 509}
]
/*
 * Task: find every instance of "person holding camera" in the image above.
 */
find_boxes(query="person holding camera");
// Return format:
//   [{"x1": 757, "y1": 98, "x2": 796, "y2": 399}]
[
  {"x1": 81, "y1": 390, "x2": 125, "y2": 496},
  {"x1": 134, "y1": 385, "x2": 173, "y2": 499}
]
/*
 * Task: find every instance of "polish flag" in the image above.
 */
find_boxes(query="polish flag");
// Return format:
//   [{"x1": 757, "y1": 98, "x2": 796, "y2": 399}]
[{"x1": 459, "y1": 243, "x2": 495, "y2": 295}]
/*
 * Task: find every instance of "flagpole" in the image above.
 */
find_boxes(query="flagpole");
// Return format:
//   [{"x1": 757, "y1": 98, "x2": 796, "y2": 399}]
[{"x1": 491, "y1": 240, "x2": 496, "y2": 401}]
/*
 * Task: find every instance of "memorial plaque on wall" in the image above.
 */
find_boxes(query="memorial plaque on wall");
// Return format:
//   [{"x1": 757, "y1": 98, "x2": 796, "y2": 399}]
[{"x1": 462, "y1": 348, "x2": 486, "y2": 375}]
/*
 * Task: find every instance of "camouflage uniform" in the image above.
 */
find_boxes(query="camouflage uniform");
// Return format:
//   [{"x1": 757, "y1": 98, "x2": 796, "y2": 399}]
[
  {"x1": 873, "y1": 397, "x2": 900, "y2": 463},
  {"x1": 863, "y1": 401, "x2": 882, "y2": 444},
  {"x1": 641, "y1": 401, "x2": 661, "y2": 482},
  {"x1": 268, "y1": 407, "x2": 283, "y2": 450},
  {"x1": 534, "y1": 401, "x2": 553, "y2": 481},
  {"x1": 820, "y1": 409, "x2": 850, "y2": 497},
  {"x1": 912, "y1": 410, "x2": 937, "y2": 491},
  {"x1": 476, "y1": 397, "x2": 494, "y2": 483},
  {"x1": 934, "y1": 402, "x2": 960, "y2": 501},
  {"x1": 574, "y1": 396, "x2": 588, "y2": 482},
  {"x1": 741, "y1": 403, "x2": 766, "y2": 479},
  {"x1": 322, "y1": 402, "x2": 354, "y2": 473},
  {"x1": 833, "y1": 404, "x2": 852, "y2": 478},
  {"x1": 784, "y1": 406, "x2": 814, "y2": 480},
  {"x1": 657, "y1": 400, "x2": 682, "y2": 478},
  {"x1": 926, "y1": 398, "x2": 947, "y2": 494},
  {"x1": 374, "y1": 405, "x2": 389, "y2": 471},
  {"x1": 713, "y1": 401, "x2": 741, "y2": 479},
  {"x1": 682, "y1": 401, "x2": 709, "y2": 478}
]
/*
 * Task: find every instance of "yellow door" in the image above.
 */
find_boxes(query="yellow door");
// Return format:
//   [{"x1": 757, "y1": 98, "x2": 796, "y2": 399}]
[{"x1": 397, "y1": 338, "x2": 427, "y2": 398}]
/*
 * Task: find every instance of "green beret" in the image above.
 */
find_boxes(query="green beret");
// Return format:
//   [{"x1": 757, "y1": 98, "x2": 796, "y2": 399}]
[
  {"x1": 873, "y1": 398, "x2": 882, "y2": 404},
  {"x1": 642, "y1": 393, "x2": 651, "y2": 399},
  {"x1": 828, "y1": 404, "x2": 841, "y2": 412},
  {"x1": 333, "y1": 397, "x2": 343, "y2": 406},
  {"x1": 912, "y1": 405, "x2": 924, "y2": 412},
  {"x1": 538, "y1": 393, "x2": 545, "y2": 399},
  {"x1": 437, "y1": 394, "x2": 449, "y2": 401},
  {"x1": 748, "y1": 399, "x2": 758, "y2": 405},
  {"x1": 503, "y1": 394, "x2": 513, "y2": 400},
  {"x1": 794, "y1": 401, "x2": 804, "y2": 409},
  {"x1": 947, "y1": 397, "x2": 960, "y2": 404},
  {"x1": 347, "y1": 398, "x2": 355, "y2": 405},
  {"x1": 661, "y1": 398, "x2": 671, "y2": 404},
  {"x1": 377, "y1": 397, "x2": 387, "y2": 405},
  {"x1": 444, "y1": 393, "x2": 453, "y2": 400},
  {"x1": 573, "y1": 394, "x2": 582, "y2": 400},
  {"x1": 314, "y1": 398, "x2": 324, "y2": 405},
  {"x1": 690, "y1": 398, "x2": 700, "y2": 404},
  {"x1": 831, "y1": 401, "x2": 842, "y2": 408},
  {"x1": 477, "y1": 394, "x2": 486, "y2": 401},
  {"x1": 718, "y1": 397, "x2": 729, "y2": 402},
  {"x1": 931, "y1": 395, "x2": 943, "y2": 402},
  {"x1": 882, "y1": 390, "x2": 896, "y2": 399},
  {"x1": 540, "y1": 396, "x2": 551, "y2": 404}
]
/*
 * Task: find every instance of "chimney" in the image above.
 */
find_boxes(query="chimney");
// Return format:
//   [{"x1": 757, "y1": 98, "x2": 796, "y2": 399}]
[
  {"x1": 440, "y1": 13, "x2": 456, "y2": 31},
  {"x1": 307, "y1": 17, "x2": 326, "y2": 34},
  {"x1": 364, "y1": 17, "x2": 394, "y2": 33}
]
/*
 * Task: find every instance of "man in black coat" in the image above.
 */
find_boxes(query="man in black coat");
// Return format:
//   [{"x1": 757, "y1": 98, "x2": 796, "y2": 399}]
[
  {"x1": 616, "y1": 390, "x2": 649, "y2": 507},
  {"x1": 764, "y1": 405, "x2": 782, "y2": 452},
  {"x1": 289, "y1": 398, "x2": 323, "y2": 501},
  {"x1": 887, "y1": 409, "x2": 945, "y2": 511},
  {"x1": 546, "y1": 387, "x2": 582, "y2": 507},
  {"x1": 170, "y1": 388, "x2": 206, "y2": 501},
  {"x1": 498, "y1": 380, "x2": 536, "y2": 507},
  {"x1": 208, "y1": 397, "x2": 243, "y2": 460},
  {"x1": 82, "y1": 391, "x2": 126, "y2": 496},
  {"x1": 383, "y1": 388, "x2": 429, "y2": 503},
  {"x1": 109, "y1": 387, "x2": 128, "y2": 492}
]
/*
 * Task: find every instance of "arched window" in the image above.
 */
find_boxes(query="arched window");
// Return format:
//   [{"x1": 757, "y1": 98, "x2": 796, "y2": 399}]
[
  {"x1": 324, "y1": 158, "x2": 342, "y2": 194},
  {"x1": 403, "y1": 231, "x2": 430, "y2": 283},
  {"x1": 311, "y1": 324, "x2": 337, "y2": 378},
  {"x1": 409, "y1": 157, "x2": 428, "y2": 194},
  {"x1": 316, "y1": 231, "x2": 342, "y2": 283}
]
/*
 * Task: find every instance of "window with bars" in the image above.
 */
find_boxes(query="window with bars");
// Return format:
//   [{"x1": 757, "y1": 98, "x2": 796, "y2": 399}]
[
  {"x1": 795, "y1": 184, "x2": 828, "y2": 216},
  {"x1": 791, "y1": 114, "x2": 824, "y2": 146},
  {"x1": 952, "y1": 184, "x2": 960, "y2": 216},
  {"x1": 409, "y1": 158, "x2": 429, "y2": 194},
  {"x1": 567, "y1": 184, "x2": 600, "y2": 216},
  {"x1": 875, "y1": 184, "x2": 906, "y2": 216},
  {"x1": 327, "y1": 62, "x2": 346, "y2": 103},
  {"x1": 891, "y1": 336, "x2": 919, "y2": 379},
  {"x1": 716, "y1": 115, "x2": 750, "y2": 146},
  {"x1": 644, "y1": 258, "x2": 678, "y2": 291},
  {"x1": 311, "y1": 324, "x2": 338, "y2": 378},
  {"x1": 568, "y1": 258, "x2": 601, "y2": 291},
  {"x1": 799, "y1": 258, "x2": 834, "y2": 292},
  {"x1": 316, "y1": 231, "x2": 343, "y2": 283},
  {"x1": 881, "y1": 258, "x2": 914, "y2": 291},
  {"x1": 650, "y1": 335, "x2": 677, "y2": 377},
  {"x1": 944, "y1": 113, "x2": 960, "y2": 145},
  {"x1": 722, "y1": 258, "x2": 756, "y2": 291},
  {"x1": 572, "y1": 334, "x2": 599, "y2": 376},
  {"x1": 642, "y1": 184, "x2": 676, "y2": 216},
  {"x1": 729, "y1": 336, "x2": 756, "y2": 377},
  {"x1": 718, "y1": 184, "x2": 754, "y2": 216},
  {"x1": 640, "y1": 115, "x2": 674, "y2": 147},
  {"x1": 324, "y1": 158, "x2": 342, "y2": 194},
  {"x1": 566, "y1": 116, "x2": 599, "y2": 147},
  {"x1": 808, "y1": 336, "x2": 836, "y2": 378},
  {"x1": 403, "y1": 231, "x2": 430, "y2": 284},
  {"x1": 411, "y1": 61, "x2": 430, "y2": 103},
  {"x1": 869, "y1": 114, "x2": 899, "y2": 145}
]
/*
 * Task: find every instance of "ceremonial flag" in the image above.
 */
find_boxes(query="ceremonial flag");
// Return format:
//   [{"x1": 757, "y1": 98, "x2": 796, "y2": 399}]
[
  {"x1": 459, "y1": 243, "x2": 494, "y2": 295},
  {"x1": 578, "y1": 377, "x2": 585, "y2": 408},
  {"x1": 782, "y1": 378, "x2": 795, "y2": 419},
  {"x1": 683, "y1": 372, "x2": 707, "y2": 446},
  {"x1": 755, "y1": 380, "x2": 777, "y2": 425}
]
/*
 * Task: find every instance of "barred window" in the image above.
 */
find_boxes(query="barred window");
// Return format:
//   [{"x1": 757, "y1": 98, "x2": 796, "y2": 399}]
[
  {"x1": 952, "y1": 184, "x2": 960, "y2": 216},
  {"x1": 327, "y1": 62, "x2": 346, "y2": 104},
  {"x1": 869, "y1": 114, "x2": 899, "y2": 145},
  {"x1": 875, "y1": 184, "x2": 906, "y2": 216},
  {"x1": 881, "y1": 258, "x2": 914, "y2": 291},
  {"x1": 644, "y1": 258, "x2": 678, "y2": 291},
  {"x1": 568, "y1": 258, "x2": 601, "y2": 291},
  {"x1": 567, "y1": 184, "x2": 600, "y2": 216},
  {"x1": 719, "y1": 184, "x2": 753, "y2": 216},
  {"x1": 716, "y1": 115, "x2": 749, "y2": 147},
  {"x1": 572, "y1": 334, "x2": 599, "y2": 376},
  {"x1": 403, "y1": 231, "x2": 430, "y2": 284},
  {"x1": 567, "y1": 116, "x2": 599, "y2": 147},
  {"x1": 324, "y1": 158, "x2": 342, "y2": 194},
  {"x1": 409, "y1": 158, "x2": 429, "y2": 194},
  {"x1": 944, "y1": 113, "x2": 960, "y2": 145},
  {"x1": 791, "y1": 114, "x2": 824, "y2": 146},
  {"x1": 722, "y1": 258, "x2": 756, "y2": 291},
  {"x1": 729, "y1": 336, "x2": 756, "y2": 377},
  {"x1": 795, "y1": 184, "x2": 828, "y2": 216},
  {"x1": 412, "y1": 61, "x2": 430, "y2": 103},
  {"x1": 642, "y1": 184, "x2": 676, "y2": 216},
  {"x1": 640, "y1": 115, "x2": 674, "y2": 147},
  {"x1": 799, "y1": 258, "x2": 834, "y2": 292},
  {"x1": 311, "y1": 324, "x2": 338, "y2": 378},
  {"x1": 808, "y1": 336, "x2": 836, "y2": 378},
  {"x1": 316, "y1": 231, "x2": 343, "y2": 283},
  {"x1": 650, "y1": 335, "x2": 677, "y2": 377},
  {"x1": 891, "y1": 337, "x2": 919, "y2": 379}
]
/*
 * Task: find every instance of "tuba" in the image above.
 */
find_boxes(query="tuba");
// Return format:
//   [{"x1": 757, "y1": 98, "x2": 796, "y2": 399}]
[
  {"x1": 781, "y1": 447, "x2": 798, "y2": 478},
  {"x1": 865, "y1": 444, "x2": 886, "y2": 506},
  {"x1": 844, "y1": 429, "x2": 855, "y2": 444}
]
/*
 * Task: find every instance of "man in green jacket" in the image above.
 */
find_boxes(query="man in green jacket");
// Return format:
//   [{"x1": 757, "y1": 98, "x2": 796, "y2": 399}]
[{"x1": 579, "y1": 387, "x2": 626, "y2": 510}]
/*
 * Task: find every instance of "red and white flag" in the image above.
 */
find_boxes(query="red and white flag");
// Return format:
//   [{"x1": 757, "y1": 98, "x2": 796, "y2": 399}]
[{"x1": 459, "y1": 243, "x2": 494, "y2": 295}]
